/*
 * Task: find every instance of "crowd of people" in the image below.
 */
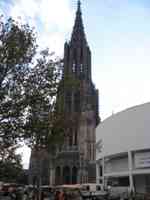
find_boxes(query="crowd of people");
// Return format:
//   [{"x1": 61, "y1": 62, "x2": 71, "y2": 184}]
[
  {"x1": 0, "y1": 183, "x2": 22, "y2": 200},
  {"x1": 0, "y1": 182, "x2": 109, "y2": 200},
  {"x1": 0, "y1": 183, "x2": 80, "y2": 200}
]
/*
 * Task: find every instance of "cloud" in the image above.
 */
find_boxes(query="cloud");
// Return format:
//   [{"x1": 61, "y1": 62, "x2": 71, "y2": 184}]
[
  {"x1": 0, "y1": 0, "x2": 76, "y2": 168},
  {"x1": 1, "y1": 0, "x2": 74, "y2": 56},
  {"x1": 17, "y1": 144, "x2": 31, "y2": 169},
  {"x1": 39, "y1": 0, "x2": 73, "y2": 32}
]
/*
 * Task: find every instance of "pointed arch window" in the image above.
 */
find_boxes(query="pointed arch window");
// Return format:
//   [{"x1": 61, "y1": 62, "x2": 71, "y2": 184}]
[
  {"x1": 69, "y1": 128, "x2": 73, "y2": 146},
  {"x1": 89, "y1": 143, "x2": 91, "y2": 160},
  {"x1": 74, "y1": 91, "x2": 80, "y2": 112},
  {"x1": 72, "y1": 166, "x2": 78, "y2": 184},
  {"x1": 63, "y1": 166, "x2": 70, "y2": 184},
  {"x1": 74, "y1": 127, "x2": 78, "y2": 145},
  {"x1": 65, "y1": 92, "x2": 72, "y2": 112},
  {"x1": 55, "y1": 166, "x2": 61, "y2": 185},
  {"x1": 72, "y1": 62, "x2": 76, "y2": 73},
  {"x1": 80, "y1": 63, "x2": 83, "y2": 72}
]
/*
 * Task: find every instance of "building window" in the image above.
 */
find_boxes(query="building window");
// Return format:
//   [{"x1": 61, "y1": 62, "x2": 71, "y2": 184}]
[
  {"x1": 69, "y1": 128, "x2": 73, "y2": 146},
  {"x1": 74, "y1": 91, "x2": 80, "y2": 112},
  {"x1": 72, "y1": 63, "x2": 76, "y2": 73},
  {"x1": 72, "y1": 166, "x2": 78, "y2": 184},
  {"x1": 74, "y1": 128, "x2": 78, "y2": 145},
  {"x1": 80, "y1": 64, "x2": 83, "y2": 72},
  {"x1": 93, "y1": 144, "x2": 95, "y2": 160},
  {"x1": 96, "y1": 185, "x2": 101, "y2": 191},
  {"x1": 146, "y1": 175, "x2": 150, "y2": 192},
  {"x1": 69, "y1": 135, "x2": 73, "y2": 146},
  {"x1": 99, "y1": 165, "x2": 103, "y2": 177},
  {"x1": 89, "y1": 144, "x2": 91, "y2": 160},
  {"x1": 65, "y1": 92, "x2": 72, "y2": 112},
  {"x1": 99, "y1": 179, "x2": 102, "y2": 184}
]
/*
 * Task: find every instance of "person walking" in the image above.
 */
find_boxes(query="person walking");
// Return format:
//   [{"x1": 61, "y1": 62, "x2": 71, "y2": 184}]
[
  {"x1": 54, "y1": 191, "x2": 60, "y2": 200},
  {"x1": 58, "y1": 190, "x2": 67, "y2": 200}
]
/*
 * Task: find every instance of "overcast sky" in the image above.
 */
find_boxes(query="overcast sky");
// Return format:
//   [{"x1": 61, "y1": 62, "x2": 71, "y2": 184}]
[{"x1": 1, "y1": 0, "x2": 150, "y2": 168}]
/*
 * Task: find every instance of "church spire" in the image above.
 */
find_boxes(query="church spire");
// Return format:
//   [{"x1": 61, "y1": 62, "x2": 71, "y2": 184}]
[
  {"x1": 63, "y1": 1, "x2": 91, "y2": 80},
  {"x1": 71, "y1": 0, "x2": 87, "y2": 45},
  {"x1": 77, "y1": 0, "x2": 81, "y2": 11}
]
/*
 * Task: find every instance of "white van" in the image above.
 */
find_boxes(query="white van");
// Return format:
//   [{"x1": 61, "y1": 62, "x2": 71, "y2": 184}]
[
  {"x1": 80, "y1": 183, "x2": 107, "y2": 199},
  {"x1": 81, "y1": 183, "x2": 103, "y2": 192}
]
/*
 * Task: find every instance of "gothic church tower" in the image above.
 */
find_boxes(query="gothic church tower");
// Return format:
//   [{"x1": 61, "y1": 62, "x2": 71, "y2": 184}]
[{"x1": 51, "y1": 1, "x2": 100, "y2": 185}]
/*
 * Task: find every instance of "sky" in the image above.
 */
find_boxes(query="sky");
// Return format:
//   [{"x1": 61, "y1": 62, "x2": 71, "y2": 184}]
[{"x1": 1, "y1": 0, "x2": 150, "y2": 168}]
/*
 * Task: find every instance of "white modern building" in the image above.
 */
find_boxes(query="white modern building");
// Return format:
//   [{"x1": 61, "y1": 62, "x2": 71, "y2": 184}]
[{"x1": 96, "y1": 102, "x2": 150, "y2": 193}]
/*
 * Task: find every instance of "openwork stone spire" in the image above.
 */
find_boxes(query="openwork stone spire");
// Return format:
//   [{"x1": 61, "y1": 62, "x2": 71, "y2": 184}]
[
  {"x1": 77, "y1": 0, "x2": 81, "y2": 10},
  {"x1": 71, "y1": 0, "x2": 87, "y2": 45}
]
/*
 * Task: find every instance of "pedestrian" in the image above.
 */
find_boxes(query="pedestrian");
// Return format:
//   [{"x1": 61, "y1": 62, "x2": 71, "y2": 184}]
[
  {"x1": 29, "y1": 189, "x2": 35, "y2": 200},
  {"x1": 3, "y1": 188, "x2": 11, "y2": 200},
  {"x1": 0, "y1": 182, "x2": 4, "y2": 200},
  {"x1": 58, "y1": 190, "x2": 65, "y2": 200},
  {"x1": 8, "y1": 186, "x2": 17, "y2": 200},
  {"x1": 54, "y1": 191, "x2": 60, "y2": 200},
  {"x1": 63, "y1": 191, "x2": 68, "y2": 200},
  {"x1": 22, "y1": 189, "x2": 29, "y2": 200}
]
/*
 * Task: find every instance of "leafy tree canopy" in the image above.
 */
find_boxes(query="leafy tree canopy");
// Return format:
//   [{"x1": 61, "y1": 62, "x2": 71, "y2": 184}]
[
  {"x1": 0, "y1": 16, "x2": 64, "y2": 177},
  {"x1": 23, "y1": 49, "x2": 62, "y2": 149},
  {"x1": 0, "y1": 16, "x2": 36, "y2": 167}
]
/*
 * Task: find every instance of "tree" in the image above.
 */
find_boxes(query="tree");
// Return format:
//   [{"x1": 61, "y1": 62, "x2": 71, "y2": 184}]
[
  {"x1": 22, "y1": 49, "x2": 66, "y2": 187},
  {"x1": 0, "y1": 146, "x2": 23, "y2": 182},
  {"x1": 23, "y1": 49, "x2": 63, "y2": 149},
  {"x1": 0, "y1": 16, "x2": 63, "y2": 155},
  {"x1": 0, "y1": 17, "x2": 75, "y2": 184},
  {"x1": 0, "y1": 16, "x2": 36, "y2": 173}
]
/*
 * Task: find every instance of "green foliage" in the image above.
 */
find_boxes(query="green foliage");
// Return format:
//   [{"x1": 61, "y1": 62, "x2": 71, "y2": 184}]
[
  {"x1": 0, "y1": 16, "x2": 79, "y2": 173},
  {"x1": 0, "y1": 144, "x2": 23, "y2": 182},
  {"x1": 0, "y1": 160, "x2": 23, "y2": 182},
  {"x1": 0, "y1": 16, "x2": 37, "y2": 174},
  {"x1": 23, "y1": 49, "x2": 62, "y2": 148},
  {"x1": 0, "y1": 16, "x2": 65, "y2": 153}
]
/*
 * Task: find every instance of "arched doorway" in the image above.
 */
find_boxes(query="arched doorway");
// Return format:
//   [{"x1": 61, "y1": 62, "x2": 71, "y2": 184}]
[
  {"x1": 72, "y1": 166, "x2": 78, "y2": 184},
  {"x1": 55, "y1": 166, "x2": 61, "y2": 185},
  {"x1": 63, "y1": 166, "x2": 70, "y2": 184}
]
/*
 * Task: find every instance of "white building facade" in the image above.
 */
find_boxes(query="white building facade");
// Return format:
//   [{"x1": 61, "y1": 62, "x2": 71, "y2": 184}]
[{"x1": 96, "y1": 103, "x2": 150, "y2": 193}]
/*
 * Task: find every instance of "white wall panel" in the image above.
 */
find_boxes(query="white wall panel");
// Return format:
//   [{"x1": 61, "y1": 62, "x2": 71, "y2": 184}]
[
  {"x1": 105, "y1": 156, "x2": 128, "y2": 173},
  {"x1": 96, "y1": 102, "x2": 150, "y2": 159}
]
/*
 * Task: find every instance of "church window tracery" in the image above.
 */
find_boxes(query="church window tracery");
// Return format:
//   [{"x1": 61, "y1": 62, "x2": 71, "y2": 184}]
[
  {"x1": 65, "y1": 92, "x2": 72, "y2": 112},
  {"x1": 80, "y1": 63, "x2": 83, "y2": 72},
  {"x1": 74, "y1": 127, "x2": 78, "y2": 145},
  {"x1": 73, "y1": 62, "x2": 76, "y2": 73},
  {"x1": 74, "y1": 91, "x2": 80, "y2": 112}
]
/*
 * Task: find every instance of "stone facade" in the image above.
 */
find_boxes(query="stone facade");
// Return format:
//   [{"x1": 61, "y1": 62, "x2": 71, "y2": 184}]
[
  {"x1": 50, "y1": 1, "x2": 100, "y2": 185},
  {"x1": 28, "y1": 148, "x2": 50, "y2": 186},
  {"x1": 29, "y1": 1, "x2": 100, "y2": 186}
]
